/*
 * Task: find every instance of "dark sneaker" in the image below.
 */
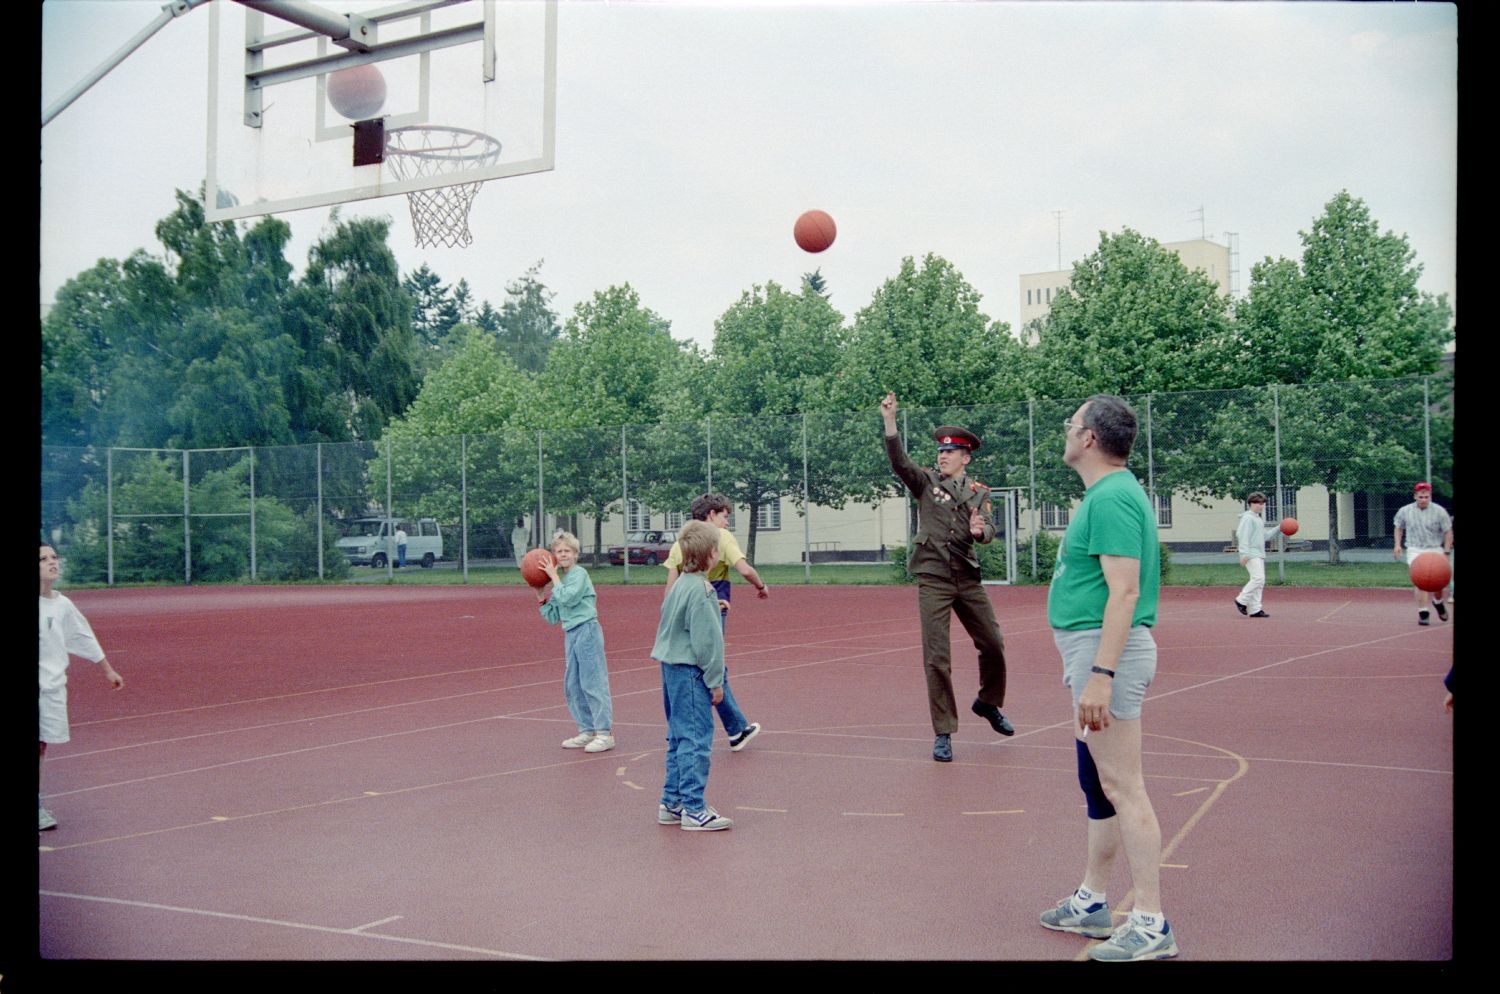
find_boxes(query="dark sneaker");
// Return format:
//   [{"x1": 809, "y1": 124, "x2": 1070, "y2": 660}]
[
  {"x1": 1039, "y1": 896, "x2": 1114, "y2": 938},
  {"x1": 1434, "y1": 600, "x2": 1448, "y2": 622},
  {"x1": 933, "y1": 733, "x2": 953, "y2": 762},
  {"x1": 1249, "y1": 610, "x2": 1270, "y2": 618},
  {"x1": 1087, "y1": 919, "x2": 1179, "y2": 962},
  {"x1": 1234, "y1": 599, "x2": 1248, "y2": 615},
  {"x1": 971, "y1": 698, "x2": 1015, "y2": 736},
  {"x1": 1419, "y1": 611, "x2": 1431, "y2": 627},
  {"x1": 728, "y1": 722, "x2": 761, "y2": 752}
]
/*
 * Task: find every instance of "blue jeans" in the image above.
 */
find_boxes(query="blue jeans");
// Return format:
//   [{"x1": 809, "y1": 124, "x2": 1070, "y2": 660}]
[
  {"x1": 661, "y1": 662, "x2": 714, "y2": 813},
  {"x1": 397, "y1": 544, "x2": 407, "y2": 567},
  {"x1": 563, "y1": 619, "x2": 613, "y2": 732},
  {"x1": 711, "y1": 579, "x2": 748, "y2": 736}
]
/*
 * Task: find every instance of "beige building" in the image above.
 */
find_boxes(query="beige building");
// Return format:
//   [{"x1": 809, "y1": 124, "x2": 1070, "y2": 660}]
[{"x1": 1019, "y1": 237, "x2": 1233, "y2": 342}]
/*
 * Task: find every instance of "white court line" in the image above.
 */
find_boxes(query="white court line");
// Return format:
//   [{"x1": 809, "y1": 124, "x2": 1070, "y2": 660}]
[{"x1": 39, "y1": 891, "x2": 547, "y2": 960}]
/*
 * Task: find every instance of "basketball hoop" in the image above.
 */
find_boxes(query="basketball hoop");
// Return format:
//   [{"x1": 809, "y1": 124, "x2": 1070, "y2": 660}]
[{"x1": 385, "y1": 125, "x2": 502, "y2": 248}]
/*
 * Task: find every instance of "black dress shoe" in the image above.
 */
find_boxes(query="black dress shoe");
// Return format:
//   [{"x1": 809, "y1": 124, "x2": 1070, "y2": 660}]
[
  {"x1": 1249, "y1": 610, "x2": 1270, "y2": 618},
  {"x1": 1234, "y1": 599, "x2": 1248, "y2": 615},
  {"x1": 933, "y1": 734, "x2": 953, "y2": 762},
  {"x1": 972, "y1": 698, "x2": 1015, "y2": 736}
]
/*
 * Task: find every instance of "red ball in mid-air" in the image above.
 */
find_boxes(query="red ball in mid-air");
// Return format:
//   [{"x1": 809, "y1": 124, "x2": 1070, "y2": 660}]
[
  {"x1": 794, "y1": 209, "x2": 837, "y2": 253},
  {"x1": 1279, "y1": 517, "x2": 1299, "y2": 536},
  {"x1": 1409, "y1": 551, "x2": 1451, "y2": 594},
  {"x1": 521, "y1": 548, "x2": 556, "y2": 588}
]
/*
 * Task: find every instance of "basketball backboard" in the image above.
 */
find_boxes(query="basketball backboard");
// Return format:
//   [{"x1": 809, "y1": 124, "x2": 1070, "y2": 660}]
[{"x1": 206, "y1": 0, "x2": 555, "y2": 230}]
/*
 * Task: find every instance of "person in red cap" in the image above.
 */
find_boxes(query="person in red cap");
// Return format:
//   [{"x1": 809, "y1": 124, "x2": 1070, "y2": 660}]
[
  {"x1": 1393, "y1": 482, "x2": 1453, "y2": 626},
  {"x1": 880, "y1": 392, "x2": 1011, "y2": 762}
]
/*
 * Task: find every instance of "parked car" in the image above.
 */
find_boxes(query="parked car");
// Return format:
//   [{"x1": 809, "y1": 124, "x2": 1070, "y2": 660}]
[
  {"x1": 337, "y1": 517, "x2": 443, "y2": 568},
  {"x1": 607, "y1": 530, "x2": 677, "y2": 566}
]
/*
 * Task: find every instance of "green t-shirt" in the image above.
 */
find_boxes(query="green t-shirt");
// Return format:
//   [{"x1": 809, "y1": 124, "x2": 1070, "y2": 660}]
[{"x1": 1047, "y1": 469, "x2": 1159, "y2": 631}]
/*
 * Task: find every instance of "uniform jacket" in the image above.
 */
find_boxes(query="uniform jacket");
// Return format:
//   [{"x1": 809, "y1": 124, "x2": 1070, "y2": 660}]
[{"x1": 885, "y1": 433, "x2": 994, "y2": 577}]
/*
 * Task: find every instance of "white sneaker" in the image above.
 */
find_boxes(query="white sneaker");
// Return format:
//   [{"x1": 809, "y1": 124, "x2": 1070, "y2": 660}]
[
  {"x1": 39, "y1": 807, "x2": 58, "y2": 831},
  {"x1": 562, "y1": 731, "x2": 595, "y2": 748},
  {"x1": 583, "y1": 734, "x2": 615, "y2": 753},
  {"x1": 681, "y1": 806, "x2": 733, "y2": 831}
]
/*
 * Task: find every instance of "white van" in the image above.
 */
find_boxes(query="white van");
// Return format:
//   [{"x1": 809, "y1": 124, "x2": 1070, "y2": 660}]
[{"x1": 338, "y1": 517, "x2": 443, "y2": 568}]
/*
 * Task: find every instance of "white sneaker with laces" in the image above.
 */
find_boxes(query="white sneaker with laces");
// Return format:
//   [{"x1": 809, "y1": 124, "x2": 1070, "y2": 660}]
[
  {"x1": 583, "y1": 734, "x2": 615, "y2": 753},
  {"x1": 562, "y1": 731, "x2": 595, "y2": 748}
]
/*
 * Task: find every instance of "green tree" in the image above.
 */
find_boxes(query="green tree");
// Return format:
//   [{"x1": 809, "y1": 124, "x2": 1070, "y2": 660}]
[
  {"x1": 1029, "y1": 229, "x2": 1235, "y2": 398},
  {"x1": 379, "y1": 328, "x2": 539, "y2": 553},
  {"x1": 1200, "y1": 192, "x2": 1455, "y2": 561},
  {"x1": 831, "y1": 253, "x2": 1021, "y2": 412},
  {"x1": 497, "y1": 260, "x2": 561, "y2": 374},
  {"x1": 533, "y1": 285, "x2": 698, "y2": 562},
  {"x1": 285, "y1": 215, "x2": 420, "y2": 442},
  {"x1": 1232, "y1": 190, "x2": 1453, "y2": 386},
  {"x1": 688, "y1": 280, "x2": 847, "y2": 560}
]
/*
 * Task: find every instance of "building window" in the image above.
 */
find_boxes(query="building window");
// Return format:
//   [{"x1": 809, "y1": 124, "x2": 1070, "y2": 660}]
[
  {"x1": 1027, "y1": 289, "x2": 1033, "y2": 306},
  {"x1": 1154, "y1": 493, "x2": 1173, "y2": 528},
  {"x1": 627, "y1": 500, "x2": 650, "y2": 531},
  {"x1": 754, "y1": 498, "x2": 781, "y2": 531},
  {"x1": 1045, "y1": 287, "x2": 1052, "y2": 304},
  {"x1": 664, "y1": 511, "x2": 684, "y2": 530},
  {"x1": 1041, "y1": 502, "x2": 1070, "y2": 530}
]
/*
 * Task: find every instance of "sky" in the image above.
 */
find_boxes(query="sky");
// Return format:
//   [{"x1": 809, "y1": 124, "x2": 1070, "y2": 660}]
[{"x1": 40, "y1": 0, "x2": 1458, "y2": 351}]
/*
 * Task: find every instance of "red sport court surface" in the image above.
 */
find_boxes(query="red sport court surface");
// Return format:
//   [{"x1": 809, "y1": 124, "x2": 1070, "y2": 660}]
[{"x1": 38, "y1": 583, "x2": 1453, "y2": 962}]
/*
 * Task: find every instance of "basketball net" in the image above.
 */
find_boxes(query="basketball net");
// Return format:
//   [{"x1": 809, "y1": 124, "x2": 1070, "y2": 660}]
[{"x1": 384, "y1": 126, "x2": 502, "y2": 249}]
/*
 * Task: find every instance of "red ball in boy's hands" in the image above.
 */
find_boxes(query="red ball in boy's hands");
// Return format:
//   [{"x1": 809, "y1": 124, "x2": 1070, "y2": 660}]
[{"x1": 521, "y1": 548, "x2": 556, "y2": 587}]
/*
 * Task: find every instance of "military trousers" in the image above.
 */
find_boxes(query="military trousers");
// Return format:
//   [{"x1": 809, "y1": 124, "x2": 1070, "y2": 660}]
[{"x1": 916, "y1": 568, "x2": 1008, "y2": 734}]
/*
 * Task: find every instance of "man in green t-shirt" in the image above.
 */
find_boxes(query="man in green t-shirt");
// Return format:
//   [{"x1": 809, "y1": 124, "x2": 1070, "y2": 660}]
[{"x1": 1038, "y1": 395, "x2": 1178, "y2": 962}]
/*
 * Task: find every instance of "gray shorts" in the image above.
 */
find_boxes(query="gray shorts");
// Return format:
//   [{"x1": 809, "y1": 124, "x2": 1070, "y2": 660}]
[{"x1": 1053, "y1": 626, "x2": 1157, "y2": 721}]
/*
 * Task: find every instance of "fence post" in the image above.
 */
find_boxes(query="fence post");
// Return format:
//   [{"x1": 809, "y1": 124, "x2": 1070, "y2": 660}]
[
  {"x1": 902, "y1": 408, "x2": 912, "y2": 579},
  {"x1": 706, "y1": 418, "x2": 713, "y2": 491},
  {"x1": 536, "y1": 430, "x2": 545, "y2": 548},
  {"x1": 621, "y1": 423, "x2": 631, "y2": 582},
  {"x1": 1027, "y1": 400, "x2": 1037, "y2": 578},
  {"x1": 183, "y1": 449, "x2": 192, "y2": 585},
  {"x1": 393, "y1": 440, "x2": 399, "y2": 578},
  {"x1": 107, "y1": 447, "x2": 115, "y2": 586},
  {"x1": 1423, "y1": 376, "x2": 1432, "y2": 484},
  {"x1": 249, "y1": 447, "x2": 258, "y2": 581},
  {"x1": 1273, "y1": 384, "x2": 1285, "y2": 582},
  {"x1": 316, "y1": 442, "x2": 324, "y2": 580},
  {"x1": 802, "y1": 411, "x2": 812, "y2": 582},
  {"x1": 461, "y1": 433, "x2": 469, "y2": 582},
  {"x1": 1145, "y1": 394, "x2": 1155, "y2": 503}
]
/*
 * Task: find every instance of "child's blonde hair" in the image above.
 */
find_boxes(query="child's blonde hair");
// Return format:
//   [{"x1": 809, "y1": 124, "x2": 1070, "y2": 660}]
[
  {"x1": 550, "y1": 530, "x2": 581, "y2": 554},
  {"x1": 675, "y1": 520, "x2": 719, "y2": 574}
]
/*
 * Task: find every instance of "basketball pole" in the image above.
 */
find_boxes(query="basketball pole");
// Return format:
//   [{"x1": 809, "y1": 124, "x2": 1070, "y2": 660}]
[{"x1": 43, "y1": 0, "x2": 211, "y2": 127}]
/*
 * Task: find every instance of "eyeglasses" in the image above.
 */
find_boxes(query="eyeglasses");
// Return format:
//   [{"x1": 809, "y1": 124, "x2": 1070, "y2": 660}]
[{"x1": 1062, "y1": 420, "x2": 1091, "y2": 435}]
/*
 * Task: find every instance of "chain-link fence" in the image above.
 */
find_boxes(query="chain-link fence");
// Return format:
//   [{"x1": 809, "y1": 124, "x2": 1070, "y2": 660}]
[{"x1": 40, "y1": 375, "x2": 1452, "y2": 585}]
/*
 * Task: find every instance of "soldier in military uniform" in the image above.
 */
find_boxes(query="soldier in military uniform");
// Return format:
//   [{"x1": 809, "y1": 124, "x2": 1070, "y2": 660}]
[{"x1": 881, "y1": 392, "x2": 1013, "y2": 762}]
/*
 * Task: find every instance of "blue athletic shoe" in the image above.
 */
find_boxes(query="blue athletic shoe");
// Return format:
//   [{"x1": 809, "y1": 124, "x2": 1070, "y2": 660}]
[
  {"x1": 933, "y1": 733, "x2": 953, "y2": 762},
  {"x1": 1039, "y1": 896, "x2": 1114, "y2": 938},
  {"x1": 1087, "y1": 919, "x2": 1179, "y2": 961}
]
